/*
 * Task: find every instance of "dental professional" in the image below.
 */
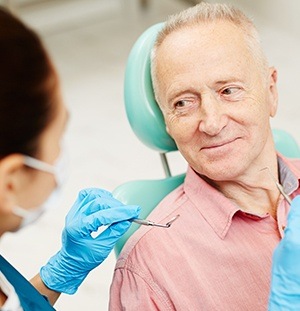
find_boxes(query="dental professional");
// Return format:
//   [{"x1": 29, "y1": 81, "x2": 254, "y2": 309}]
[{"x1": 0, "y1": 7, "x2": 140, "y2": 311}]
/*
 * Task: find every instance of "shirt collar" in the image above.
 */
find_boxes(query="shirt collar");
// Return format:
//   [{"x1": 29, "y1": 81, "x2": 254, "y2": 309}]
[
  {"x1": 184, "y1": 166, "x2": 240, "y2": 239},
  {"x1": 277, "y1": 154, "x2": 300, "y2": 195},
  {"x1": 183, "y1": 155, "x2": 300, "y2": 239}
]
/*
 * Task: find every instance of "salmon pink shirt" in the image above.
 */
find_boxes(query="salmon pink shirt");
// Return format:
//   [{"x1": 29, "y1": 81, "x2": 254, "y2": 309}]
[{"x1": 109, "y1": 156, "x2": 300, "y2": 311}]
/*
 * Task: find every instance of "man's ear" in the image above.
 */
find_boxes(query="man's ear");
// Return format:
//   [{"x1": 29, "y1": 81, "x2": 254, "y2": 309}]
[
  {"x1": 268, "y1": 67, "x2": 278, "y2": 117},
  {"x1": 0, "y1": 154, "x2": 25, "y2": 214}
]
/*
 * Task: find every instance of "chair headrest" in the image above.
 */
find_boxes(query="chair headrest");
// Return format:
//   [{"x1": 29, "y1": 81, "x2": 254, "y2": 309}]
[{"x1": 124, "y1": 23, "x2": 178, "y2": 153}]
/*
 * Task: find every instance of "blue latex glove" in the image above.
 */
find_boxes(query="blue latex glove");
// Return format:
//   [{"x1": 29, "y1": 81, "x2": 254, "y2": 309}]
[
  {"x1": 269, "y1": 195, "x2": 300, "y2": 310},
  {"x1": 40, "y1": 188, "x2": 140, "y2": 294}
]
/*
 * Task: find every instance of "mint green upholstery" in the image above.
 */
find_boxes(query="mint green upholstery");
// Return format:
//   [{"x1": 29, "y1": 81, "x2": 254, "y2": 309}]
[
  {"x1": 123, "y1": 23, "x2": 175, "y2": 153},
  {"x1": 114, "y1": 23, "x2": 300, "y2": 257},
  {"x1": 272, "y1": 128, "x2": 300, "y2": 159}
]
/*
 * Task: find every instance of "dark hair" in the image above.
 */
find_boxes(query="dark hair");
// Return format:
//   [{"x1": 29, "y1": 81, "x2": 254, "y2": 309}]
[{"x1": 0, "y1": 7, "x2": 57, "y2": 159}]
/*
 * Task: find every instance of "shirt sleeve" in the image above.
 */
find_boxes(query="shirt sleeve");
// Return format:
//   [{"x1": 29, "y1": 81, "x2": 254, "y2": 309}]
[{"x1": 109, "y1": 267, "x2": 172, "y2": 311}]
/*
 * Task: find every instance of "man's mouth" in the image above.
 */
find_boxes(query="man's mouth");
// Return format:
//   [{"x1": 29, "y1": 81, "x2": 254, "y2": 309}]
[{"x1": 201, "y1": 138, "x2": 240, "y2": 151}]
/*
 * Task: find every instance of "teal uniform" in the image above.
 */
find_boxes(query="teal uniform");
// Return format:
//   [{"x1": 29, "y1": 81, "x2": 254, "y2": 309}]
[{"x1": 0, "y1": 255, "x2": 55, "y2": 311}]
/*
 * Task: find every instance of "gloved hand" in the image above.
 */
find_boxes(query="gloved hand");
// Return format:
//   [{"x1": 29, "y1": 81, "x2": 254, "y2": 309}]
[
  {"x1": 40, "y1": 188, "x2": 140, "y2": 294},
  {"x1": 268, "y1": 195, "x2": 300, "y2": 310}
]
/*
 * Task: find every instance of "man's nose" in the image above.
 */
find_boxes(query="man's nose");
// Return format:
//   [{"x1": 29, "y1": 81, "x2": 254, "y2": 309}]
[{"x1": 198, "y1": 93, "x2": 228, "y2": 136}]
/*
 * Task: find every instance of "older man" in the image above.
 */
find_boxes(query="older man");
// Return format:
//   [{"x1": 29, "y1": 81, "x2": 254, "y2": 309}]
[{"x1": 109, "y1": 3, "x2": 300, "y2": 310}]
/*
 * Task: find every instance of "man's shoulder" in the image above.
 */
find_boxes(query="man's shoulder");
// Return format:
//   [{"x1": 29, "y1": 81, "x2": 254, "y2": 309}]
[{"x1": 115, "y1": 183, "x2": 187, "y2": 269}]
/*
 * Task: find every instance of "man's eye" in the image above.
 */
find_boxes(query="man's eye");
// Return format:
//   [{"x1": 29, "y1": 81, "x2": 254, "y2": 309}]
[
  {"x1": 174, "y1": 100, "x2": 187, "y2": 108},
  {"x1": 171, "y1": 98, "x2": 199, "y2": 114},
  {"x1": 221, "y1": 87, "x2": 240, "y2": 95}
]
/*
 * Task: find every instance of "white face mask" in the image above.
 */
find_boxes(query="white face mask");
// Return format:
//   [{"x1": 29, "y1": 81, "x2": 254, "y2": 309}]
[{"x1": 12, "y1": 149, "x2": 68, "y2": 229}]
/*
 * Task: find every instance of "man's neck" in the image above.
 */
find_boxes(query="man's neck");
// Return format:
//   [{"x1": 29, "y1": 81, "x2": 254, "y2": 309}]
[
  {"x1": 205, "y1": 159, "x2": 280, "y2": 219},
  {"x1": 220, "y1": 183, "x2": 280, "y2": 219}
]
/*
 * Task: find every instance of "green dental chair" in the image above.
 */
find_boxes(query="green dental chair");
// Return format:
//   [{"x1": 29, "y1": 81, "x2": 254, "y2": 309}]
[{"x1": 113, "y1": 23, "x2": 300, "y2": 257}]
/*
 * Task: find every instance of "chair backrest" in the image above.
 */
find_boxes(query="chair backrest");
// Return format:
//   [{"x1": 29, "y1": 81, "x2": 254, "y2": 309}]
[{"x1": 114, "y1": 23, "x2": 300, "y2": 257}]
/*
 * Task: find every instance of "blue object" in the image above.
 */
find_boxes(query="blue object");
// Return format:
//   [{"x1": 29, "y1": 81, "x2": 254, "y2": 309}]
[
  {"x1": 268, "y1": 196, "x2": 300, "y2": 310},
  {"x1": 40, "y1": 188, "x2": 140, "y2": 294},
  {"x1": 0, "y1": 255, "x2": 55, "y2": 310}
]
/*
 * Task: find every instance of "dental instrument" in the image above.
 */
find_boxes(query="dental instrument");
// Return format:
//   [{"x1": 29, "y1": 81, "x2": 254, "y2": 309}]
[
  {"x1": 260, "y1": 167, "x2": 292, "y2": 205},
  {"x1": 132, "y1": 214, "x2": 180, "y2": 228}
]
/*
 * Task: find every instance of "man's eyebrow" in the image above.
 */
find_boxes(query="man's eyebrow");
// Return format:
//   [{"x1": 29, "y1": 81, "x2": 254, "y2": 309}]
[
  {"x1": 167, "y1": 87, "x2": 198, "y2": 103},
  {"x1": 166, "y1": 78, "x2": 245, "y2": 103},
  {"x1": 214, "y1": 78, "x2": 243, "y2": 86}
]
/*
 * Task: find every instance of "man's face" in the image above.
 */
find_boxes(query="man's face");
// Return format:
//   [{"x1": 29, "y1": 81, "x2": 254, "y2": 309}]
[{"x1": 155, "y1": 21, "x2": 278, "y2": 181}]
